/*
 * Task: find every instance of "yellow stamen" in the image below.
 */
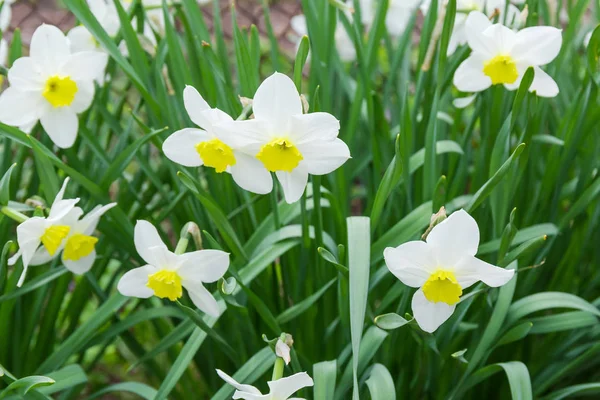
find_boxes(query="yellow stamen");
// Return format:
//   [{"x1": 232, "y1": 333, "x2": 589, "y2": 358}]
[
  {"x1": 422, "y1": 270, "x2": 463, "y2": 305},
  {"x1": 483, "y1": 55, "x2": 519, "y2": 85},
  {"x1": 256, "y1": 138, "x2": 303, "y2": 172},
  {"x1": 41, "y1": 225, "x2": 71, "y2": 256},
  {"x1": 147, "y1": 270, "x2": 183, "y2": 301},
  {"x1": 195, "y1": 138, "x2": 236, "y2": 173},
  {"x1": 43, "y1": 75, "x2": 78, "y2": 107},
  {"x1": 63, "y1": 233, "x2": 98, "y2": 261}
]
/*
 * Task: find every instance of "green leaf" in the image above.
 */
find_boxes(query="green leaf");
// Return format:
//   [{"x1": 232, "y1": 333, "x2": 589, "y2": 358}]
[
  {"x1": 541, "y1": 383, "x2": 600, "y2": 400},
  {"x1": 365, "y1": 364, "x2": 396, "y2": 400},
  {"x1": 313, "y1": 360, "x2": 337, "y2": 400},
  {"x1": 30, "y1": 138, "x2": 59, "y2": 203},
  {"x1": 0, "y1": 376, "x2": 55, "y2": 399},
  {"x1": 277, "y1": 278, "x2": 337, "y2": 324},
  {"x1": 318, "y1": 247, "x2": 349, "y2": 276},
  {"x1": 464, "y1": 362, "x2": 532, "y2": 400},
  {"x1": 0, "y1": 267, "x2": 69, "y2": 304},
  {"x1": 374, "y1": 313, "x2": 411, "y2": 330},
  {"x1": 347, "y1": 216, "x2": 371, "y2": 400},
  {"x1": 294, "y1": 35, "x2": 310, "y2": 92},
  {"x1": 38, "y1": 365, "x2": 87, "y2": 395},
  {"x1": 88, "y1": 382, "x2": 158, "y2": 400},
  {"x1": 506, "y1": 292, "x2": 600, "y2": 326},
  {"x1": 0, "y1": 164, "x2": 16, "y2": 206},
  {"x1": 528, "y1": 311, "x2": 598, "y2": 334},
  {"x1": 371, "y1": 134, "x2": 403, "y2": 230},
  {"x1": 495, "y1": 322, "x2": 533, "y2": 348}
]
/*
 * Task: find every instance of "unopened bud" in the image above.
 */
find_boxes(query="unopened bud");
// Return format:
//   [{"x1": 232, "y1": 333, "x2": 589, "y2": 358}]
[{"x1": 422, "y1": 206, "x2": 447, "y2": 240}]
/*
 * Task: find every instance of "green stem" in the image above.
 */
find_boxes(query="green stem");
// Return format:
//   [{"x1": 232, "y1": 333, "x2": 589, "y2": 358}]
[
  {"x1": 1, "y1": 206, "x2": 28, "y2": 223},
  {"x1": 271, "y1": 174, "x2": 280, "y2": 230},
  {"x1": 175, "y1": 222, "x2": 198, "y2": 255},
  {"x1": 271, "y1": 357, "x2": 285, "y2": 381}
]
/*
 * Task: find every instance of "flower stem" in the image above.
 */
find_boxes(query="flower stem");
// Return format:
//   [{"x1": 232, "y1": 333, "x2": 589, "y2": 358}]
[
  {"x1": 1, "y1": 206, "x2": 28, "y2": 223},
  {"x1": 271, "y1": 357, "x2": 285, "y2": 381},
  {"x1": 270, "y1": 174, "x2": 280, "y2": 230}
]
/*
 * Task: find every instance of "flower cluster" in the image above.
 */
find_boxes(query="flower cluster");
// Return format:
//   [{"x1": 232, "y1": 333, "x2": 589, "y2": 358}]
[
  {"x1": 8, "y1": 178, "x2": 115, "y2": 286},
  {"x1": 164, "y1": 72, "x2": 351, "y2": 204}
]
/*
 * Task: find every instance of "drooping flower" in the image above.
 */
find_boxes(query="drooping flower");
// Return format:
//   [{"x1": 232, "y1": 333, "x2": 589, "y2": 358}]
[
  {"x1": 453, "y1": 11, "x2": 562, "y2": 97},
  {"x1": 8, "y1": 178, "x2": 80, "y2": 287},
  {"x1": 421, "y1": 0, "x2": 522, "y2": 55},
  {"x1": 216, "y1": 369, "x2": 313, "y2": 400},
  {"x1": 0, "y1": 24, "x2": 108, "y2": 148},
  {"x1": 275, "y1": 339, "x2": 291, "y2": 365},
  {"x1": 360, "y1": 0, "x2": 420, "y2": 37},
  {"x1": 117, "y1": 220, "x2": 229, "y2": 317},
  {"x1": 162, "y1": 85, "x2": 272, "y2": 195},
  {"x1": 214, "y1": 73, "x2": 350, "y2": 204},
  {"x1": 383, "y1": 209, "x2": 515, "y2": 333}
]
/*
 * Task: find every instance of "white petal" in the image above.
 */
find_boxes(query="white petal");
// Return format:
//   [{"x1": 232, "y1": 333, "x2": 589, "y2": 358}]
[
  {"x1": 117, "y1": 265, "x2": 157, "y2": 298},
  {"x1": 529, "y1": 66, "x2": 559, "y2": 98},
  {"x1": 70, "y1": 80, "x2": 95, "y2": 113},
  {"x1": 178, "y1": 249, "x2": 230, "y2": 283},
  {"x1": 453, "y1": 94, "x2": 477, "y2": 109},
  {"x1": 15, "y1": 217, "x2": 48, "y2": 268},
  {"x1": 29, "y1": 247, "x2": 56, "y2": 266},
  {"x1": 40, "y1": 107, "x2": 79, "y2": 149},
  {"x1": 30, "y1": 24, "x2": 71, "y2": 71},
  {"x1": 63, "y1": 249, "x2": 96, "y2": 274},
  {"x1": 289, "y1": 112, "x2": 340, "y2": 144},
  {"x1": 275, "y1": 339, "x2": 291, "y2": 365},
  {"x1": 8, "y1": 57, "x2": 43, "y2": 90},
  {"x1": 454, "y1": 256, "x2": 515, "y2": 289},
  {"x1": 78, "y1": 203, "x2": 117, "y2": 234},
  {"x1": 214, "y1": 119, "x2": 270, "y2": 154},
  {"x1": 290, "y1": 15, "x2": 307, "y2": 36},
  {"x1": 184, "y1": 281, "x2": 220, "y2": 317},
  {"x1": 276, "y1": 167, "x2": 309, "y2": 204},
  {"x1": 383, "y1": 241, "x2": 437, "y2": 287},
  {"x1": 268, "y1": 372, "x2": 314, "y2": 399},
  {"x1": 426, "y1": 209, "x2": 480, "y2": 267},
  {"x1": 197, "y1": 108, "x2": 233, "y2": 134},
  {"x1": 0, "y1": 88, "x2": 42, "y2": 126},
  {"x1": 162, "y1": 128, "x2": 211, "y2": 167},
  {"x1": 465, "y1": 11, "x2": 494, "y2": 56},
  {"x1": 411, "y1": 289, "x2": 456, "y2": 333},
  {"x1": 52, "y1": 177, "x2": 70, "y2": 205},
  {"x1": 183, "y1": 85, "x2": 211, "y2": 128},
  {"x1": 481, "y1": 23, "x2": 517, "y2": 54},
  {"x1": 297, "y1": 138, "x2": 350, "y2": 175},
  {"x1": 252, "y1": 72, "x2": 302, "y2": 127},
  {"x1": 62, "y1": 51, "x2": 108, "y2": 81},
  {"x1": 134, "y1": 220, "x2": 168, "y2": 266},
  {"x1": 453, "y1": 54, "x2": 491, "y2": 93},
  {"x1": 67, "y1": 26, "x2": 98, "y2": 53},
  {"x1": 229, "y1": 153, "x2": 273, "y2": 194},
  {"x1": 511, "y1": 26, "x2": 562, "y2": 66},
  {"x1": 0, "y1": 4, "x2": 11, "y2": 32},
  {"x1": 215, "y1": 369, "x2": 263, "y2": 395}
]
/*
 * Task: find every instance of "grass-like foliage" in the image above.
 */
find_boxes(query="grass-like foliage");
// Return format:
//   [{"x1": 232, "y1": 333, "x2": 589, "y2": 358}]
[{"x1": 0, "y1": 0, "x2": 599, "y2": 398}]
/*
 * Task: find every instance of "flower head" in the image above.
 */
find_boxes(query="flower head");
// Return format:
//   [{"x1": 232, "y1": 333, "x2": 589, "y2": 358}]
[
  {"x1": 117, "y1": 220, "x2": 230, "y2": 317},
  {"x1": 383, "y1": 209, "x2": 515, "y2": 332},
  {"x1": 8, "y1": 178, "x2": 79, "y2": 286},
  {"x1": 216, "y1": 369, "x2": 313, "y2": 400},
  {"x1": 162, "y1": 86, "x2": 273, "y2": 195},
  {"x1": 361, "y1": 0, "x2": 420, "y2": 37},
  {"x1": 214, "y1": 73, "x2": 350, "y2": 203},
  {"x1": 290, "y1": 14, "x2": 356, "y2": 62},
  {"x1": 275, "y1": 339, "x2": 291, "y2": 365},
  {"x1": 453, "y1": 11, "x2": 562, "y2": 97},
  {"x1": 0, "y1": 24, "x2": 108, "y2": 148}
]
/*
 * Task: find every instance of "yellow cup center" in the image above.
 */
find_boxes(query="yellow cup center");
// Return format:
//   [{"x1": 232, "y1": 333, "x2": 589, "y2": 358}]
[
  {"x1": 483, "y1": 55, "x2": 519, "y2": 85},
  {"x1": 43, "y1": 75, "x2": 78, "y2": 107},
  {"x1": 147, "y1": 270, "x2": 183, "y2": 301},
  {"x1": 63, "y1": 233, "x2": 98, "y2": 261},
  {"x1": 41, "y1": 225, "x2": 71, "y2": 256},
  {"x1": 422, "y1": 270, "x2": 463, "y2": 305},
  {"x1": 256, "y1": 137, "x2": 303, "y2": 172},
  {"x1": 195, "y1": 138, "x2": 237, "y2": 173}
]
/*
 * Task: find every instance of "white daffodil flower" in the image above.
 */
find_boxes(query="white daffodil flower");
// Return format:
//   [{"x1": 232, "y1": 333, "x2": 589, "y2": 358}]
[
  {"x1": 216, "y1": 369, "x2": 314, "y2": 400},
  {"x1": 275, "y1": 339, "x2": 291, "y2": 365},
  {"x1": 67, "y1": 0, "x2": 120, "y2": 52},
  {"x1": 163, "y1": 86, "x2": 272, "y2": 195},
  {"x1": 8, "y1": 178, "x2": 80, "y2": 287},
  {"x1": 214, "y1": 73, "x2": 351, "y2": 204},
  {"x1": 384, "y1": 209, "x2": 515, "y2": 333},
  {"x1": 421, "y1": 0, "x2": 522, "y2": 55},
  {"x1": 0, "y1": 24, "x2": 108, "y2": 148},
  {"x1": 0, "y1": 0, "x2": 16, "y2": 33},
  {"x1": 360, "y1": 0, "x2": 420, "y2": 37},
  {"x1": 453, "y1": 11, "x2": 562, "y2": 97},
  {"x1": 117, "y1": 220, "x2": 229, "y2": 317},
  {"x1": 290, "y1": 14, "x2": 356, "y2": 62}
]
